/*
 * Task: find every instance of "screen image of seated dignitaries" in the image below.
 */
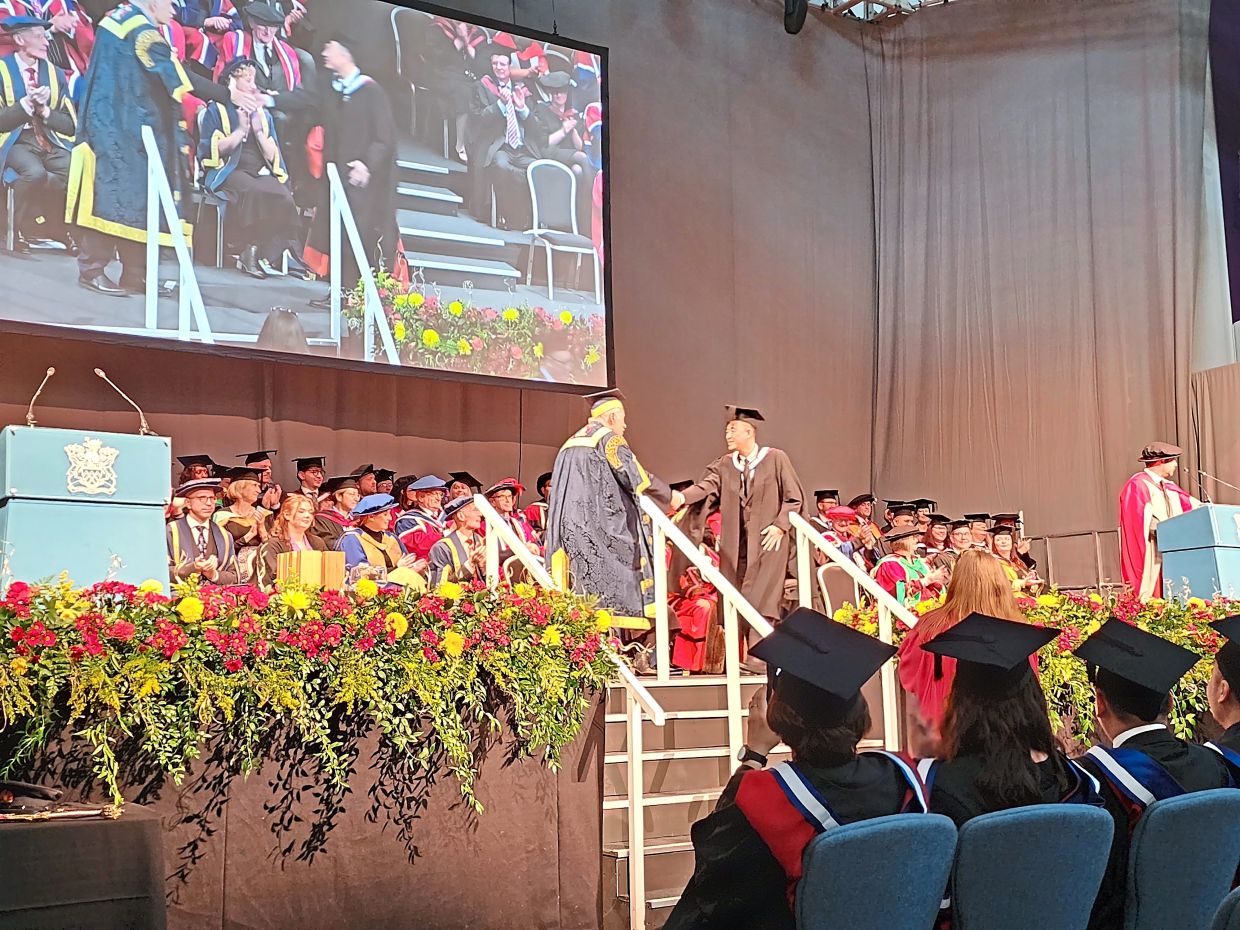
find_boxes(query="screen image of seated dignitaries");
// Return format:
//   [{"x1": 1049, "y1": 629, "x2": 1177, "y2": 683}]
[{"x1": 0, "y1": 0, "x2": 605, "y2": 293}]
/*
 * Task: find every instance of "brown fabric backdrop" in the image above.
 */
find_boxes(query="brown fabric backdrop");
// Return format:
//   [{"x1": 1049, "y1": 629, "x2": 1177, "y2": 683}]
[
  {"x1": 863, "y1": 0, "x2": 1213, "y2": 535},
  {"x1": 1192, "y1": 362, "x2": 1240, "y2": 505}
]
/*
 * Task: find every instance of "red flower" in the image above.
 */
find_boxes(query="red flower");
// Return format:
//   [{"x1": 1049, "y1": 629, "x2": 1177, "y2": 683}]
[
  {"x1": 253, "y1": 639, "x2": 270, "y2": 658},
  {"x1": 105, "y1": 621, "x2": 136, "y2": 642},
  {"x1": 9, "y1": 626, "x2": 25, "y2": 643},
  {"x1": 224, "y1": 658, "x2": 244, "y2": 673},
  {"x1": 510, "y1": 346, "x2": 523, "y2": 360}
]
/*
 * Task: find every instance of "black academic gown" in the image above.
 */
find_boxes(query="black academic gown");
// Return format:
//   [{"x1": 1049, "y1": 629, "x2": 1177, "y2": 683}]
[
  {"x1": 1216, "y1": 722, "x2": 1240, "y2": 754},
  {"x1": 664, "y1": 755, "x2": 911, "y2": 930},
  {"x1": 1079, "y1": 726, "x2": 1234, "y2": 930},
  {"x1": 927, "y1": 752, "x2": 1092, "y2": 828}
]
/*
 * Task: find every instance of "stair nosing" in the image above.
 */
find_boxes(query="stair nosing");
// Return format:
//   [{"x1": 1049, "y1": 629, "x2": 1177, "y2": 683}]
[{"x1": 602, "y1": 789, "x2": 722, "y2": 810}]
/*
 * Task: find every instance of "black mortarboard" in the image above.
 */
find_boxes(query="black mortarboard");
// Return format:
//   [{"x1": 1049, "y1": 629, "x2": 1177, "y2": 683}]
[
  {"x1": 537, "y1": 471, "x2": 553, "y2": 492},
  {"x1": 911, "y1": 498, "x2": 937, "y2": 510},
  {"x1": 848, "y1": 494, "x2": 876, "y2": 508},
  {"x1": 991, "y1": 513, "x2": 1022, "y2": 525},
  {"x1": 884, "y1": 499, "x2": 907, "y2": 509},
  {"x1": 227, "y1": 467, "x2": 263, "y2": 483},
  {"x1": 374, "y1": 469, "x2": 396, "y2": 484},
  {"x1": 814, "y1": 489, "x2": 840, "y2": 503},
  {"x1": 885, "y1": 526, "x2": 922, "y2": 543},
  {"x1": 237, "y1": 449, "x2": 276, "y2": 464},
  {"x1": 670, "y1": 480, "x2": 695, "y2": 493},
  {"x1": 1211, "y1": 616, "x2": 1240, "y2": 693},
  {"x1": 293, "y1": 456, "x2": 326, "y2": 471},
  {"x1": 888, "y1": 503, "x2": 917, "y2": 518},
  {"x1": 964, "y1": 513, "x2": 991, "y2": 523},
  {"x1": 350, "y1": 463, "x2": 375, "y2": 478},
  {"x1": 586, "y1": 389, "x2": 625, "y2": 415},
  {"x1": 725, "y1": 405, "x2": 765, "y2": 425},
  {"x1": 320, "y1": 474, "x2": 360, "y2": 495},
  {"x1": 177, "y1": 454, "x2": 216, "y2": 469},
  {"x1": 450, "y1": 471, "x2": 482, "y2": 489},
  {"x1": 928, "y1": 513, "x2": 951, "y2": 526},
  {"x1": 923, "y1": 612, "x2": 1057, "y2": 695},
  {"x1": 749, "y1": 608, "x2": 896, "y2": 727},
  {"x1": 1074, "y1": 619, "x2": 1200, "y2": 700},
  {"x1": 947, "y1": 519, "x2": 971, "y2": 530},
  {"x1": 986, "y1": 524, "x2": 1017, "y2": 536},
  {"x1": 538, "y1": 71, "x2": 572, "y2": 91}
]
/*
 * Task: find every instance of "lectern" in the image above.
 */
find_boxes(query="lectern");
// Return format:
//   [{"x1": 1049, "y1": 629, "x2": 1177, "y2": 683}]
[
  {"x1": 0, "y1": 426, "x2": 171, "y2": 589},
  {"x1": 1156, "y1": 504, "x2": 1240, "y2": 600}
]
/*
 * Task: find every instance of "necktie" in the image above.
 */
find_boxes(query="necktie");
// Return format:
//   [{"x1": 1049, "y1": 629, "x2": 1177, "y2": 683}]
[
  {"x1": 25, "y1": 66, "x2": 51, "y2": 151},
  {"x1": 504, "y1": 87, "x2": 520, "y2": 148},
  {"x1": 258, "y1": 43, "x2": 270, "y2": 75},
  {"x1": 195, "y1": 525, "x2": 208, "y2": 558}
]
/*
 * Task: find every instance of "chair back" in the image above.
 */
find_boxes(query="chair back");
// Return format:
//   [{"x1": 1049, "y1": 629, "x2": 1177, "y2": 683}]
[
  {"x1": 527, "y1": 159, "x2": 578, "y2": 235},
  {"x1": 1126, "y1": 789, "x2": 1240, "y2": 930},
  {"x1": 392, "y1": 6, "x2": 432, "y2": 83},
  {"x1": 1212, "y1": 886, "x2": 1240, "y2": 930},
  {"x1": 816, "y1": 563, "x2": 860, "y2": 619},
  {"x1": 796, "y1": 813, "x2": 956, "y2": 930},
  {"x1": 952, "y1": 804, "x2": 1113, "y2": 930}
]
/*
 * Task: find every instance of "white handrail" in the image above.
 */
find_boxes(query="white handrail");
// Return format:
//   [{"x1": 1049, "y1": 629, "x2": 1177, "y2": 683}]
[
  {"x1": 788, "y1": 511, "x2": 912, "y2": 751},
  {"x1": 141, "y1": 125, "x2": 212, "y2": 342},
  {"x1": 325, "y1": 162, "x2": 400, "y2": 364},
  {"x1": 470, "y1": 494, "x2": 667, "y2": 726}
]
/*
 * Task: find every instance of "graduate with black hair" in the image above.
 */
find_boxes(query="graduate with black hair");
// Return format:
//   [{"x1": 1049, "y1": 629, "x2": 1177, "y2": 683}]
[{"x1": 1207, "y1": 615, "x2": 1240, "y2": 761}]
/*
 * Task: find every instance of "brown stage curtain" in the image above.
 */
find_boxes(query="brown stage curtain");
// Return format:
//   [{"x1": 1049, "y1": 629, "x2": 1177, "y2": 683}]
[
  {"x1": 1192, "y1": 362, "x2": 1240, "y2": 504},
  {"x1": 863, "y1": 0, "x2": 1213, "y2": 534}
]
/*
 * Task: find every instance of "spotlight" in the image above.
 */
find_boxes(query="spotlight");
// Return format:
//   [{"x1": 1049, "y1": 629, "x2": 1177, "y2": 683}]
[{"x1": 785, "y1": 0, "x2": 808, "y2": 33}]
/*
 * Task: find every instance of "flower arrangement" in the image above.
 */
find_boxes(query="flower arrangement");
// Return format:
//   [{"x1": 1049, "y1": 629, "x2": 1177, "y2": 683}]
[
  {"x1": 0, "y1": 577, "x2": 618, "y2": 810},
  {"x1": 831, "y1": 589, "x2": 1236, "y2": 749},
  {"x1": 346, "y1": 273, "x2": 606, "y2": 381}
]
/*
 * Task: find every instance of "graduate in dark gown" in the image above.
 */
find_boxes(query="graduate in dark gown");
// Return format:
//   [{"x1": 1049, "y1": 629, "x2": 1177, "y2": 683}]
[
  {"x1": 1073, "y1": 620, "x2": 1234, "y2": 930},
  {"x1": 916, "y1": 612, "x2": 1104, "y2": 828},
  {"x1": 666, "y1": 609, "x2": 927, "y2": 930},
  {"x1": 544, "y1": 390, "x2": 675, "y2": 622},
  {"x1": 1208, "y1": 616, "x2": 1240, "y2": 760}
]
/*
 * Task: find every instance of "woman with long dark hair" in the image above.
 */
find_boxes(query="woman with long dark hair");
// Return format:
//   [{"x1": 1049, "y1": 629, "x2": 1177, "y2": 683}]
[{"x1": 919, "y1": 613, "x2": 1101, "y2": 826}]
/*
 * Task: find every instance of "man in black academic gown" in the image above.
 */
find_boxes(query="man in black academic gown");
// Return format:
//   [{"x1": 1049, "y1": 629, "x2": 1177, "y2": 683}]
[
  {"x1": 1075, "y1": 620, "x2": 1233, "y2": 930},
  {"x1": 665, "y1": 609, "x2": 923, "y2": 930},
  {"x1": 1207, "y1": 615, "x2": 1240, "y2": 757}
]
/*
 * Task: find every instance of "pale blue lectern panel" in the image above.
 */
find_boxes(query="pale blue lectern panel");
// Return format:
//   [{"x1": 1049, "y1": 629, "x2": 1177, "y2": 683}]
[
  {"x1": 0, "y1": 426, "x2": 171, "y2": 589},
  {"x1": 1156, "y1": 505, "x2": 1240, "y2": 600}
]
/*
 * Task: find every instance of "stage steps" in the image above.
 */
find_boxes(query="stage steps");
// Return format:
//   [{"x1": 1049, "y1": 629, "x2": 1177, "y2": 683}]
[{"x1": 600, "y1": 671, "x2": 891, "y2": 929}]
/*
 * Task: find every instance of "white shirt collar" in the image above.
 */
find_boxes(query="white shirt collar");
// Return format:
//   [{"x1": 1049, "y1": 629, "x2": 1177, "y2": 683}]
[
  {"x1": 1111, "y1": 722, "x2": 1166, "y2": 748},
  {"x1": 186, "y1": 514, "x2": 212, "y2": 531},
  {"x1": 1143, "y1": 468, "x2": 1167, "y2": 485}
]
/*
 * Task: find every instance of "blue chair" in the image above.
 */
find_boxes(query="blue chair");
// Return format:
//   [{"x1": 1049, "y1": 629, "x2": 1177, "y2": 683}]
[
  {"x1": 1213, "y1": 886, "x2": 1240, "y2": 930},
  {"x1": 1126, "y1": 789, "x2": 1240, "y2": 930},
  {"x1": 951, "y1": 804, "x2": 1114, "y2": 929},
  {"x1": 796, "y1": 813, "x2": 957, "y2": 930}
]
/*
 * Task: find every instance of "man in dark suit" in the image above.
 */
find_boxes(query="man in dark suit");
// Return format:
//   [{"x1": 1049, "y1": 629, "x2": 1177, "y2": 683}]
[
  {"x1": 1075, "y1": 620, "x2": 1234, "y2": 930},
  {"x1": 167, "y1": 477, "x2": 240, "y2": 584},
  {"x1": 1208, "y1": 615, "x2": 1240, "y2": 757},
  {"x1": 466, "y1": 42, "x2": 535, "y2": 229}
]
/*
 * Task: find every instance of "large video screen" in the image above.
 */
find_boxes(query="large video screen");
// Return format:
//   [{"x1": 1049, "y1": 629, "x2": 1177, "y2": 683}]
[{"x1": 0, "y1": 0, "x2": 609, "y2": 386}]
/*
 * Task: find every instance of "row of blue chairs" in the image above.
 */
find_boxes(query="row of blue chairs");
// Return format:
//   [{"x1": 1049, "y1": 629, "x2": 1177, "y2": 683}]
[{"x1": 795, "y1": 790, "x2": 1240, "y2": 930}]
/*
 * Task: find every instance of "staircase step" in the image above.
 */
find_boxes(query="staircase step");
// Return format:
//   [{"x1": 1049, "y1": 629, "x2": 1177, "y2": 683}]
[
  {"x1": 398, "y1": 210, "x2": 505, "y2": 249},
  {"x1": 401, "y1": 250, "x2": 522, "y2": 289},
  {"x1": 603, "y1": 789, "x2": 722, "y2": 811},
  {"x1": 616, "y1": 894, "x2": 681, "y2": 909},
  {"x1": 603, "y1": 838, "x2": 693, "y2": 860},
  {"x1": 397, "y1": 182, "x2": 463, "y2": 215}
]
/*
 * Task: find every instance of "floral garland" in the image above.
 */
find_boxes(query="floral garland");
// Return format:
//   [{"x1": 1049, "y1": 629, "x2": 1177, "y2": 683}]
[
  {"x1": 346, "y1": 272, "x2": 606, "y2": 380},
  {"x1": 831, "y1": 589, "x2": 1235, "y2": 748},
  {"x1": 0, "y1": 576, "x2": 618, "y2": 809}
]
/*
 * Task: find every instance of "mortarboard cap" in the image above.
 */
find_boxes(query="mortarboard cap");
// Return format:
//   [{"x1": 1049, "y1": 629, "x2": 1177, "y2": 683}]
[
  {"x1": 947, "y1": 519, "x2": 971, "y2": 530},
  {"x1": 986, "y1": 524, "x2": 1017, "y2": 536},
  {"x1": 1211, "y1": 616, "x2": 1240, "y2": 693},
  {"x1": 293, "y1": 456, "x2": 326, "y2": 471},
  {"x1": 227, "y1": 467, "x2": 263, "y2": 483},
  {"x1": 923, "y1": 612, "x2": 1057, "y2": 694},
  {"x1": 725, "y1": 405, "x2": 765, "y2": 425},
  {"x1": 408, "y1": 475, "x2": 448, "y2": 491},
  {"x1": 586, "y1": 389, "x2": 625, "y2": 416},
  {"x1": 848, "y1": 493, "x2": 876, "y2": 508},
  {"x1": 928, "y1": 513, "x2": 951, "y2": 526},
  {"x1": 885, "y1": 526, "x2": 922, "y2": 543},
  {"x1": 449, "y1": 471, "x2": 482, "y2": 489},
  {"x1": 538, "y1": 70, "x2": 572, "y2": 91},
  {"x1": 814, "y1": 489, "x2": 840, "y2": 503},
  {"x1": 749, "y1": 608, "x2": 896, "y2": 727},
  {"x1": 991, "y1": 513, "x2": 1022, "y2": 525},
  {"x1": 237, "y1": 450, "x2": 276, "y2": 465},
  {"x1": 175, "y1": 477, "x2": 222, "y2": 497},
  {"x1": 374, "y1": 469, "x2": 396, "y2": 484},
  {"x1": 351, "y1": 494, "x2": 398, "y2": 519},
  {"x1": 1139, "y1": 442, "x2": 1182, "y2": 463},
  {"x1": 320, "y1": 474, "x2": 360, "y2": 496},
  {"x1": 537, "y1": 471, "x2": 553, "y2": 491},
  {"x1": 442, "y1": 495, "x2": 476, "y2": 520},
  {"x1": 350, "y1": 463, "x2": 375, "y2": 478},
  {"x1": 888, "y1": 503, "x2": 917, "y2": 518},
  {"x1": 964, "y1": 513, "x2": 991, "y2": 523},
  {"x1": 911, "y1": 498, "x2": 937, "y2": 510},
  {"x1": 1074, "y1": 619, "x2": 1200, "y2": 703},
  {"x1": 177, "y1": 454, "x2": 216, "y2": 469}
]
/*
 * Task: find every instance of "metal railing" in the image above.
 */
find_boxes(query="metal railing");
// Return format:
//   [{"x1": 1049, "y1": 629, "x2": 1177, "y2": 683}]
[
  {"x1": 1024, "y1": 528, "x2": 1121, "y2": 592},
  {"x1": 471, "y1": 494, "x2": 668, "y2": 930},
  {"x1": 788, "y1": 512, "x2": 919, "y2": 752}
]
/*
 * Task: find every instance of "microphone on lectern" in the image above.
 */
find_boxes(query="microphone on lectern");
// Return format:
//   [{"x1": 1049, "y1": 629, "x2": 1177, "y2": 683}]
[
  {"x1": 25, "y1": 367, "x2": 55, "y2": 428},
  {"x1": 93, "y1": 368, "x2": 155, "y2": 436}
]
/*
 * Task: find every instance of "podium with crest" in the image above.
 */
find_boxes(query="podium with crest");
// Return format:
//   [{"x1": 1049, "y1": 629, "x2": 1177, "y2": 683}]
[{"x1": 0, "y1": 426, "x2": 172, "y2": 589}]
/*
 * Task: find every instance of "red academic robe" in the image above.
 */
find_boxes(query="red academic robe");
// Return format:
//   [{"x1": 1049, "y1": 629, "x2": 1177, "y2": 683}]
[
  {"x1": 1119, "y1": 470, "x2": 1195, "y2": 600},
  {"x1": 871, "y1": 555, "x2": 941, "y2": 606}
]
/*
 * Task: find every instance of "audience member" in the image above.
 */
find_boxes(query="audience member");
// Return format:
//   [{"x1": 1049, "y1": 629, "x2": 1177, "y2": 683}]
[
  {"x1": 964, "y1": 513, "x2": 991, "y2": 548},
  {"x1": 167, "y1": 476, "x2": 240, "y2": 584},
  {"x1": 395, "y1": 474, "x2": 447, "y2": 560},
  {"x1": 447, "y1": 470, "x2": 480, "y2": 501},
  {"x1": 255, "y1": 491, "x2": 325, "y2": 588},
  {"x1": 312, "y1": 473, "x2": 359, "y2": 549},
  {"x1": 374, "y1": 468, "x2": 394, "y2": 495},
  {"x1": 528, "y1": 71, "x2": 589, "y2": 176},
  {"x1": 988, "y1": 523, "x2": 1042, "y2": 593},
  {"x1": 920, "y1": 514, "x2": 949, "y2": 559},
  {"x1": 292, "y1": 454, "x2": 325, "y2": 499},
  {"x1": 466, "y1": 42, "x2": 535, "y2": 228},
  {"x1": 213, "y1": 466, "x2": 268, "y2": 581},
  {"x1": 337, "y1": 492, "x2": 420, "y2": 576},
  {"x1": 428, "y1": 493, "x2": 486, "y2": 585},
  {"x1": 176, "y1": 453, "x2": 216, "y2": 485},
  {"x1": 1208, "y1": 615, "x2": 1240, "y2": 758},
  {"x1": 422, "y1": 14, "x2": 485, "y2": 163},
  {"x1": 871, "y1": 526, "x2": 945, "y2": 606},
  {"x1": 237, "y1": 449, "x2": 281, "y2": 509},
  {"x1": 349, "y1": 462, "x2": 377, "y2": 495},
  {"x1": 483, "y1": 476, "x2": 540, "y2": 556},
  {"x1": 40, "y1": 0, "x2": 95, "y2": 80},
  {"x1": 931, "y1": 519, "x2": 973, "y2": 575},
  {"x1": 523, "y1": 471, "x2": 552, "y2": 537}
]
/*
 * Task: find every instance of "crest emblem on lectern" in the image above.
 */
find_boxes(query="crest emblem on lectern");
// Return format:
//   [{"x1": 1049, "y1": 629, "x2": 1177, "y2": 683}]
[{"x1": 65, "y1": 437, "x2": 119, "y2": 496}]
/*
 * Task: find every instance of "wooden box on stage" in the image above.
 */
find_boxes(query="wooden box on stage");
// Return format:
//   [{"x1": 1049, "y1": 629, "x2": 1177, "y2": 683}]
[
  {"x1": 276, "y1": 551, "x2": 345, "y2": 590},
  {"x1": 1157, "y1": 504, "x2": 1240, "y2": 600}
]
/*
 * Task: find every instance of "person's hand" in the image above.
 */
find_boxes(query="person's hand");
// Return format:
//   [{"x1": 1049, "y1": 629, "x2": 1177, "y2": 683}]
[
  {"x1": 497, "y1": 83, "x2": 512, "y2": 104},
  {"x1": 205, "y1": 15, "x2": 231, "y2": 31},
  {"x1": 669, "y1": 490, "x2": 685, "y2": 512},
  {"x1": 250, "y1": 108, "x2": 266, "y2": 131},
  {"x1": 561, "y1": 116, "x2": 578, "y2": 133},
  {"x1": 347, "y1": 160, "x2": 370, "y2": 187},
  {"x1": 1016, "y1": 537, "x2": 1031, "y2": 555},
  {"x1": 229, "y1": 86, "x2": 263, "y2": 112},
  {"x1": 469, "y1": 545, "x2": 488, "y2": 568},
  {"x1": 261, "y1": 485, "x2": 282, "y2": 510},
  {"x1": 195, "y1": 556, "x2": 220, "y2": 581},
  {"x1": 525, "y1": 541, "x2": 541, "y2": 556},
  {"x1": 760, "y1": 525, "x2": 785, "y2": 552},
  {"x1": 927, "y1": 567, "x2": 948, "y2": 587},
  {"x1": 50, "y1": 10, "x2": 75, "y2": 33},
  {"x1": 745, "y1": 689, "x2": 780, "y2": 756},
  {"x1": 397, "y1": 552, "x2": 425, "y2": 571},
  {"x1": 513, "y1": 83, "x2": 529, "y2": 105}
]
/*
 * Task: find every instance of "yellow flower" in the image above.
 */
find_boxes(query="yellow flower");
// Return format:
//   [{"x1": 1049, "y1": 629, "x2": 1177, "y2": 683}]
[
  {"x1": 422, "y1": 329, "x2": 441, "y2": 348},
  {"x1": 1036, "y1": 593, "x2": 1061, "y2": 608},
  {"x1": 1089, "y1": 593, "x2": 1104, "y2": 605},
  {"x1": 58, "y1": 606, "x2": 80, "y2": 622},
  {"x1": 559, "y1": 310, "x2": 573, "y2": 325},
  {"x1": 409, "y1": 292, "x2": 425, "y2": 307},
  {"x1": 542, "y1": 625, "x2": 563, "y2": 646},
  {"x1": 393, "y1": 321, "x2": 407, "y2": 341},
  {"x1": 513, "y1": 582, "x2": 536, "y2": 599},
  {"x1": 584, "y1": 346, "x2": 601, "y2": 366},
  {"x1": 394, "y1": 294, "x2": 409, "y2": 309},
  {"x1": 1147, "y1": 597, "x2": 1166, "y2": 608},
  {"x1": 596, "y1": 609, "x2": 614, "y2": 632},
  {"x1": 386, "y1": 612, "x2": 409, "y2": 639},
  {"x1": 832, "y1": 607, "x2": 850, "y2": 623},
  {"x1": 502, "y1": 307, "x2": 520, "y2": 322},
  {"x1": 458, "y1": 338, "x2": 472, "y2": 356},
  {"x1": 10, "y1": 657, "x2": 29, "y2": 676},
  {"x1": 176, "y1": 596, "x2": 205, "y2": 624},
  {"x1": 282, "y1": 590, "x2": 311, "y2": 613},
  {"x1": 1187, "y1": 597, "x2": 1206, "y2": 609},
  {"x1": 138, "y1": 579, "x2": 164, "y2": 595},
  {"x1": 136, "y1": 677, "x2": 162, "y2": 699},
  {"x1": 533, "y1": 342, "x2": 543, "y2": 359},
  {"x1": 436, "y1": 581, "x2": 464, "y2": 600},
  {"x1": 448, "y1": 299, "x2": 464, "y2": 316},
  {"x1": 354, "y1": 578, "x2": 379, "y2": 600},
  {"x1": 443, "y1": 630, "x2": 465, "y2": 657}
]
